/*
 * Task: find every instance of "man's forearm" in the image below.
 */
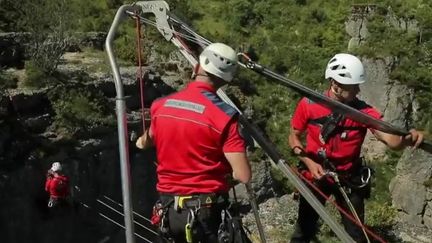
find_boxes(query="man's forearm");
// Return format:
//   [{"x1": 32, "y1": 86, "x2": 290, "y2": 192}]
[{"x1": 289, "y1": 132, "x2": 317, "y2": 168}]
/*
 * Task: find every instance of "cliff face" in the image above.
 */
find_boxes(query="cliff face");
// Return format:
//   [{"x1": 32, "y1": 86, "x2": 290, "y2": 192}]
[
  {"x1": 0, "y1": 32, "x2": 173, "y2": 241},
  {"x1": 346, "y1": 4, "x2": 432, "y2": 235},
  {"x1": 390, "y1": 150, "x2": 432, "y2": 228},
  {"x1": 345, "y1": 6, "x2": 418, "y2": 162},
  {"x1": 0, "y1": 73, "x2": 161, "y2": 242}
]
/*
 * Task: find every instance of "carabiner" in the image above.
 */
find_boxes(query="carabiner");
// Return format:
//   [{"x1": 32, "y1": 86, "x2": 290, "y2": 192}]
[{"x1": 360, "y1": 167, "x2": 371, "y2": 184}]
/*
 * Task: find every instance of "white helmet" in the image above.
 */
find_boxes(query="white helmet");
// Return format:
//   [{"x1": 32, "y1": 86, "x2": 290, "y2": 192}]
[
  {"x1": 325, "y1": 53, "x2": 365, "y2": 85},
  {"x1": 51, "y1": 162, "x2": 62, "y2": 172},
  {"x1": 199, "y1": 43, "x2": 238, "y2": 82}
]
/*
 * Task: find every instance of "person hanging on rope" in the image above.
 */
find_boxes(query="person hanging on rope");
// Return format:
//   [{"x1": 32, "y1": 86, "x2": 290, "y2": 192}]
[
  {"x1": 288, "y1": 53, "x2": 424, "y2": 243},
  {"x1": 136, "y1": 43, "x2": 252, "y2": 243},
  {"x1": 45, "y1": 162, "x2": 70, "y2": 210}
]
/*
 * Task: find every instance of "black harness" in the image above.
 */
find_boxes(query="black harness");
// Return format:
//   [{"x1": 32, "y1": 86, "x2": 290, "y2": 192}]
[
  {"x1": 302, "y1": 99, "x2": 373, "y2": 190},
  {"x1": 308, "y1": 112, "x2": 367, "y2": 144},
  {"x1": 307, "y1": 98, "x2": 370, "y2": 144},
  {"x1": 153, "y1": 193, "x2": 251, "y2": 243}
]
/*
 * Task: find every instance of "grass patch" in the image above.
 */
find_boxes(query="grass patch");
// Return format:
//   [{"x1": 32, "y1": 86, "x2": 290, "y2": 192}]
[
  {"x1": 369, "y1": 151, "x2": 401, "y2": 203},
  {"x1": 188, "y1": 1, "x2": 228, "y2": 38},
  {"x1": 366, "y1": 201, "x2": 397, "y2": 227}
]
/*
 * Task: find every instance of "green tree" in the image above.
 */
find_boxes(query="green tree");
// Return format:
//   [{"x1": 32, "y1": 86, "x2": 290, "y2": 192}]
[
  {"x1": 0, "y1": 0, "x2": 21, "y2": 31},
  {"x1": 17, "y1": 0, "x2": 75, "y2": 86}
]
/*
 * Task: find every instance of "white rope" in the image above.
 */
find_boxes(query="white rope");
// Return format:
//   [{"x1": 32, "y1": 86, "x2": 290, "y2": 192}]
[
  {"x1": 97, "y1": 198, "x2": 158, "y2": 235},
  {"x1": 81, "y1": 202, "x2": 152, "y2": 243},
  {"x1": 103, "y1": 195, "x2": 152, "y2": 224},
  {"x1": 329, "y1": 172, "x2": 371, "y2": 243}
]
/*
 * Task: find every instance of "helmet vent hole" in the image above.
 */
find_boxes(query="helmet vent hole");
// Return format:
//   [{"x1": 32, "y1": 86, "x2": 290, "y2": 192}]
[{"x1": 331, "y1": 65, "x2": 347, "y2": 70}]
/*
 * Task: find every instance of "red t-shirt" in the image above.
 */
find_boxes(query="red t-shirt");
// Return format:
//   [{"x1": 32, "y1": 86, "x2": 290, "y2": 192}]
[
  {"x1": 291, "y1": 91, "x2": 382, "y2": 171},
  {"x1": 150, "y1": 81, "x2": 245, "y2": 194},
  {"x1": 45, "y1": 174, "x2": 70, "y2": 199}
]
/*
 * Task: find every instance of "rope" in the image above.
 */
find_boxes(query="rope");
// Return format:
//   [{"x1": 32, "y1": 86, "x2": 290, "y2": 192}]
[
  {"x1": 126, "y1": 11, "x2": 210, "y2": 48},
  {"x1": 100, "y1": 195, "x2": 175, "y2": 242},
  {"x1": 97, "y1": 198, "x2": 157, "y2": 235},
  {"x1": 291, "y1": 166, "x2": 387, "y2": 243},
  {"x1": 245, "y1": 183, "x2": 267, "y2": 243},
  {"x1": 329, "y1": 172, "x2": 371, "y2": 243},
  {"x1": 80, "y1": 201, "x2": 153, "y2": 243},
  {"x1": 103, "y1": 195, "x2": 152, "y2": 224},
  {"x1": 135, "y1": 11, "x2": 146, "y2": 131}
]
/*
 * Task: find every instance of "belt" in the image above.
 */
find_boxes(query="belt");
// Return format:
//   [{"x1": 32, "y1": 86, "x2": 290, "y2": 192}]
[{"x1": 160, "y1": 193, "x2": 229, "y2": 209}]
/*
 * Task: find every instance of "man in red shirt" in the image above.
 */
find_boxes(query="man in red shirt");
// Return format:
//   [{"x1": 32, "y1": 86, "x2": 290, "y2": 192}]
[
  {"x1": 45, "y1": 162, "x2": 70, "y2": 209},
  {"x1": 289, "y1": 53, "x2": 423, "y2": 243},
  {"x1": 136, "y1": 43, "x2": 251, "y2": 243}
]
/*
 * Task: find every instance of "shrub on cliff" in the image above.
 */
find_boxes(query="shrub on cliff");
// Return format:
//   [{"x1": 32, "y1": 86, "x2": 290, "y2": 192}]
[{"x1": 48, "y1": 86, "x2": 114, "y2": 135}]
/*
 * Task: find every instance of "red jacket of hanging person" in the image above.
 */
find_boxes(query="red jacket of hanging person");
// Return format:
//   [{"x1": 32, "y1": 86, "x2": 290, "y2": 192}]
[{"x1": 45, "y1": 174, "x2": 70, "y2": 199}]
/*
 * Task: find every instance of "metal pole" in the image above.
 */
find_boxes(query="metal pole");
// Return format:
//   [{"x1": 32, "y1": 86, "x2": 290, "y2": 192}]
[
  {"x1": 106, "y1": 4, "x2": 139, "y2": 243},
  {"x1": 240, "y1": 60, "x2": 432, "y2": 153},
  {"x1": 245, "y1": 183, "x2": 266, "y2": 243}
]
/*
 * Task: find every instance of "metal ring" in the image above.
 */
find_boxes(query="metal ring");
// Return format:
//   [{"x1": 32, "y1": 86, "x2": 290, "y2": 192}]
[{"x1": 360, "y1": 167, "x2": 371, "y2": 184}]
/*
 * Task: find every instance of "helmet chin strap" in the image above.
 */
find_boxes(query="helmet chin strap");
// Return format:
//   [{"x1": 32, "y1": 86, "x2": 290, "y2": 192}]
[{"x1": 195, "y1": 74, "x2": 209, "y2": 78}]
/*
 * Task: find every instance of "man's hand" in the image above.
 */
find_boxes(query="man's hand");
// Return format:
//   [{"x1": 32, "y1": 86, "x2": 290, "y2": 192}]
[
  {"x1": 136, "y1": 135, "x2": 145, "y2": 149},
  {"x1": 136, "y1": 129, "x2": 153, "y2": 150},
  {"x1": 305, "y1": 161, "x2": 325, "y2": 180},
  {"x1": 404, "y1": 129, "x2": 424, "y2": 149},
  {"x1": 374, "y1": 128, "x2": 424, "y2": 150},
  {"x1": 46, "y1": 170, "x2": 54, "y2": 178}
]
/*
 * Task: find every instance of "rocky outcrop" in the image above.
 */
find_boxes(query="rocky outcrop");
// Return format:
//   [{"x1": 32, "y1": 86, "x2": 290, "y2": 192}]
[
  {"x1": 360, "y1": 57, "x2": 416, "y2": 161},
  {"x1": 345, "y1": 5, "x2": 432, "y2": 236},
  {"x1": 243, "y1": 194, "x2": 298, "y2": 242},
  {"x1": 389, "y1": 149, "x2": 432, "y2": 228},
  {"x1": 68, "y1": 32, "x2": 106, "y2": 51},
  {"x1": 345, "y1": 4, "x2": 375, "y2": 49},
  {"x1": 346, "y1": 7, "x2": 418, "y2": 161},
  {"x1": 0, "y1": 32, "x2": 106, "y2": 69}
]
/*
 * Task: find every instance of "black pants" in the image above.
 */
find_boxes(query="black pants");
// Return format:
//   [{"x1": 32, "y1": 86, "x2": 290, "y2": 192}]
[
  {"x1": 290, "y1": 178, "x2": 370, "y2": 243},
  {"x1": 158, "y1": 196, "x2": 228, "y2": 243},
  {"x1": 48, "y1": 197, "x2": 71, "y2": 218}
]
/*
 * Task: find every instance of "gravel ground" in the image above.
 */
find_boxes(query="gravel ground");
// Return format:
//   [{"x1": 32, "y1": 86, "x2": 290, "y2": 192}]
[{"x1": 243, "y1": 194, "x2": 298, "y2": 243}]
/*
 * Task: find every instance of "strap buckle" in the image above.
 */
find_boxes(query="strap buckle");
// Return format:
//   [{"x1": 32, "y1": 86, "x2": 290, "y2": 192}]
[{"x1": 174, "y1": 195, "x2": 193, "y2": 210}]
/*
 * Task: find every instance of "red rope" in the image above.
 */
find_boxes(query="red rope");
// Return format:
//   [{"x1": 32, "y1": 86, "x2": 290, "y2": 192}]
[
  {"x1": 174, "y1": 32, "x2": 195, "y2": 54},
  {"x1": 290, "y1": 166, "x2": 387, "y2": 243},
  {"x1": 135, "y1": 12, "x2": 146, "y2": 131}
]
